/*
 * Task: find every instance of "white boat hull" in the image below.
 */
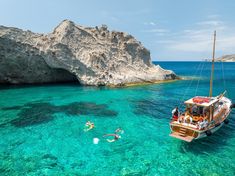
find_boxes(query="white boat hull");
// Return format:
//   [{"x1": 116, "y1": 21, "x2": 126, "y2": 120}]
[
  {"x1": 192, "y1": 96, "x2": 231, "y2": 140},
  {"x1": 195, "y1": 121, "x2": 224, "y2": 139}
]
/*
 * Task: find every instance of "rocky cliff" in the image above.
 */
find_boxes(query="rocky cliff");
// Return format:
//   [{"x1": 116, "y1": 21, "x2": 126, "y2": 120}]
[
  {"x1": 216, "y1": 54, "x2": 235, "y2": 62},
  {"x1": 0, "y1": 20, "x2": 176, "y2": 86}
]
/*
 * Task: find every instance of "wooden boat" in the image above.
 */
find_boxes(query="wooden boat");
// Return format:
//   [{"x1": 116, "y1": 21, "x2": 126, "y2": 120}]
[{"x1": 169, "y1": 31, "x2": 234, "y2": 142}]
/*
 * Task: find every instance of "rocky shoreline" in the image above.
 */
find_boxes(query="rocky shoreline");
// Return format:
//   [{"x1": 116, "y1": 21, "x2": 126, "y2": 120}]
[
  {"x1": 216, "y1": 54, "x2": 235, "y2": 62},
  {"x1": 0, "y1": 20, "x2": 176, "y2": 86}
]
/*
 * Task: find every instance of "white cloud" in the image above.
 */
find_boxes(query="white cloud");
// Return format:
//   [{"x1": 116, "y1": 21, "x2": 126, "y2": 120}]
[
  {"x1": 142, "y1": 21, "x2": 169, "y2": 36},
  {"x1": 143, "y1": 28, "x2": 169, "y2": 33},
  {"x1": 169, "y1": 40, "x2": 211, "y2": 52},
  {"x1": 166, "y1": 19, "x2": 235, "y2": 55},
  {"x1": 197, "y1": 20, "x2": 222, "y2": 27},
  {"x1": 155, "y1": 40, "x2": 175, "y2": 44},
  {"x1": 217, "y1": 36, "x2": 235, "y2": 52},
  {"x1": 152, "y1": 15, "x2": 235, "y2": 60},
  {"x1": 207, "y1": 14, "x2": 220, "y2": 19},
  {"x1": 100, "y1": 10, "x2": 120, "y2": 22},
  {"x1": 144, "y1": 22, "x2": 156, "y2": 26},
  {"x1": 115, "y1": 9, "x2": 151, "y2": 17}
]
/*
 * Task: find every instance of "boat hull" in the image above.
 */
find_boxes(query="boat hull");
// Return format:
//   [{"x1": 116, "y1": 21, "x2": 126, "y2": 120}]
[{"x1": 195, "y1": 121, "x2": 224, "y2": 139}]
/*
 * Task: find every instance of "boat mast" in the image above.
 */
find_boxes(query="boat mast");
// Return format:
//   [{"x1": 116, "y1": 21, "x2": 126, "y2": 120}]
[{"x1": 209, "y1": 31, "x2": 216, "y2": 97}]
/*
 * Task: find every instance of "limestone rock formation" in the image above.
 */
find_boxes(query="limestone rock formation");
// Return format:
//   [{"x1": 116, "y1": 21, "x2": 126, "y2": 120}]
[
  {"x1": 216, "y1": 54, "x2": 235, "y2": 62},
  {"x1": 0, "y1": 20, "x2": 176, "y2": 86}
]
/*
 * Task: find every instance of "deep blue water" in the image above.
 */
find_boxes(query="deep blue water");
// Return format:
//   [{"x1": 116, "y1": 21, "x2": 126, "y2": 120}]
[{"x1": 0, "y1": 62, "x2": 235, "y2": 175}]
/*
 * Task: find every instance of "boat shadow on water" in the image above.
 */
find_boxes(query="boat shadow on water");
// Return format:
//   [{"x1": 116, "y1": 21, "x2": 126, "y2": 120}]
[{"x1": 179, "y1": 111, "x2": 235, "y2": 154}]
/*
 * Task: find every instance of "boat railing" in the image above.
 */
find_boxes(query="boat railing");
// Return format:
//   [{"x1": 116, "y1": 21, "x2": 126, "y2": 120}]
[{"x1": 171, "y1": 113, "x2": 209, "y2": 130}]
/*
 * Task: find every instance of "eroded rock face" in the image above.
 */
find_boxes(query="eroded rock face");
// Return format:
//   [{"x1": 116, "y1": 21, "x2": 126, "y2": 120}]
[
  {"x1": 0, "y1": 20, "x2": 176, "y2": 86},
  {"x1": 216, "y1": 54, "x2": 235, "y2": 62}
]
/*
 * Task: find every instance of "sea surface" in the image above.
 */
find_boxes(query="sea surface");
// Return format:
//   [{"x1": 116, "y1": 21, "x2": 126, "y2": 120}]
[{"x1": 0, "y1": 62, "x2": 235, "y2": 176}]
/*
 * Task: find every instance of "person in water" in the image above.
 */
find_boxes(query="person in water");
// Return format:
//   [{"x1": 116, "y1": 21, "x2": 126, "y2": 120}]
[
  {"x1": 103, "y1": 128, "x2": 123, "y2": 142},
  {"x1": 84, "y1": 121, "x2": 95, "y2": 131},
  {"x1": 115, "y1": 127, "x2": 124, "y2": 134},
  {"x1": 103, "y1": 133, "x2": 121, "y2": 143}
]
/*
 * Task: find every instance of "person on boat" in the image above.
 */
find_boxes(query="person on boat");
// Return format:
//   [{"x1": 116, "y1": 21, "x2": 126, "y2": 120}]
[
  {"x1": 185, "y1": 108, "x2": 190, "y2": 116},
  {"x1": 84, "y1": 121, "x2": 95, "y2": 132},
  {"x1": 203, "y1": 119, "x2": 209, "y2": 128},
  {"x1": 192, "y1": 105, "x2": 198, "y2": 115},
  {"x1": 184, "y1": 113, "x2": 193, "y2": 124},
  {"x1": 172, "y1": 107, "x2": 179, "y2": 121},
  {"x1": 197, "y1": 119, "x2": 204, "y2": 129},
  {"x1": 178, "y1": 115, "x2": 184, "y2": 123},
  {"x1": 203, "y1": 109, "x2": 209, "y2": 119},
  {"x1": 198, "y1": 119, "x2": 208, "y2": 129},
  {"x1": 199, "y1": 107, "x2": 204, "y2": 116}
]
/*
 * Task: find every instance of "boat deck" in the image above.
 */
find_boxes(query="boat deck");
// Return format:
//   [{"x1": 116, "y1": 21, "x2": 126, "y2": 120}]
[
  {"x1": 170, "y1": 121, "x2": 203, "y2": 132},
  {"x1": 170, "y1": 132, "x2": 194, "y2": 142}
]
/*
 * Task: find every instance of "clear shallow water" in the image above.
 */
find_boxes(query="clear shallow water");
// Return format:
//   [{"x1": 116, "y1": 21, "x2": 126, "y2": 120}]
[{"x1": 0, "y1": 62, "x2": 235, "y2": 176}]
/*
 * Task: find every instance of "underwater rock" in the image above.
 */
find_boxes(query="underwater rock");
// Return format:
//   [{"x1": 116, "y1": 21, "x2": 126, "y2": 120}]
[
  {"x1": 61, "y1": 102, "x2": 118, "y2": 117},
  {"x1": 133, "y1": 99, "x2": 170, "y2": 119},
  {"x1": 10, "y1": 103, "x2": 56, "y2": 127},
  {"x1": 5, "y1": 101, "x2": 117, "y2": 127},
  {"x1": 1, "y1": 105, "x2": 23, "y2": 111},
  {"x1": 0, "y1": 20, "x2": 176, "y2": 86},
  {"x1": 42, "y1": 154, "x2": 58, "y2": 161}
]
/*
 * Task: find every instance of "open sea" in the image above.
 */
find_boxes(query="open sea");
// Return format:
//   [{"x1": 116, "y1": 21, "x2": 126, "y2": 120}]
[{"x1": 0, "y1": 62, "x2": 235, "y2": 176}]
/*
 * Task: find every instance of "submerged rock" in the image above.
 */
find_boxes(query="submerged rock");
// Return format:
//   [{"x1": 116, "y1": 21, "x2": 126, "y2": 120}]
[
  {"x1": 5, "y1": 101, "x2": 117, "y2": 127},
  {"x1": 0, "y1": 20, "x2": 176, "y2": 86}
]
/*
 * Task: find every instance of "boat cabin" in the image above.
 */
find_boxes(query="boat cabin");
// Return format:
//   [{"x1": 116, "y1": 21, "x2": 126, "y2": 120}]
[{"x1": 183, "y1": 96, "x2": 219, "y2": 123}]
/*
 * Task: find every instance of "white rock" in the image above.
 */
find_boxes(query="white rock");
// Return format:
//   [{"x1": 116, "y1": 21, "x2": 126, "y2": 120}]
[
  {"x1": 216, "y1": 54, "x2": 235, "y2": 62},
  {"x1": 0, "y1": 20, "x2": 176, "y2": 86}
]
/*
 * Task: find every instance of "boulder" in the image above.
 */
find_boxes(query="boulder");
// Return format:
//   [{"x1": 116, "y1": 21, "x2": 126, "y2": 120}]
[{"x1": 0, "y1": 20, "x2": 176, "y2": 86}]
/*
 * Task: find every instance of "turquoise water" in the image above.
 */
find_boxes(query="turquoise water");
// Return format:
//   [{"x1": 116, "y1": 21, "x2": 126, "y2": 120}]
[{"x1": 0, "y1": 62, "x2": 235, "y2": 176}]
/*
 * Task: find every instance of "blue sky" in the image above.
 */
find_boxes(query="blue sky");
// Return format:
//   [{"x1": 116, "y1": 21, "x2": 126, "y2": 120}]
[{"x1": 0, "y1": 0, "x2": 235, "y2": 61}]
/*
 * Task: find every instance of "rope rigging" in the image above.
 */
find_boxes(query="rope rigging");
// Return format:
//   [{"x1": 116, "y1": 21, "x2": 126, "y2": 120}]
[
  {"x1": 221, "y1": 60, "x2": 227, "y2": 97},
  {"x1": 178, "y1": 59, "x2": 228, "y2": 112},
  {"x1": 195, "y1": 60, "x2": 205, "y2": 96},
  {"x1": 178, "y1": 60, "x2": 205, "y2": 110}
]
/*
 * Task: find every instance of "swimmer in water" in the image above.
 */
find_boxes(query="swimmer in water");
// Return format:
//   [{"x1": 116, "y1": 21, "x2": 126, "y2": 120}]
[
  {"x1": 115, "y1": 127, "x2": 124, "y2": 134},
  {"x1": 103, "y1": 127, "x2": 123, "y2": 142},
  {"x1": 84, "y1": 121, "x2": 95, "y2": 132},
  {"x1": 103, "y1": 134, "x2": 121, "y2": 143},
  {"x1": 85, "y1": 121, "x2": 91, "y2": 126}
]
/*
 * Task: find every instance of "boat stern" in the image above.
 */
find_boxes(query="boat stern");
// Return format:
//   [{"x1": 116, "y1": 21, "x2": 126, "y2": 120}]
[{"x1": 170, "y1": 123, "x2": 199, "y2": 142}]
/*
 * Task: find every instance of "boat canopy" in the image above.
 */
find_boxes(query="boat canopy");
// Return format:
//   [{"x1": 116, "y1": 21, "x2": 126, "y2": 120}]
[{"x1": 184, "y1": 96, "x2": 218, "y2": 107}]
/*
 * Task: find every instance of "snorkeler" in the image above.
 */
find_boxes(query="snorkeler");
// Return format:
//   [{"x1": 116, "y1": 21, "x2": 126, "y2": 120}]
[
  {"x1": 84, "y1": 121, "x2": 95, "y2": 132},
  {"x1": 103, "y1": 128, "x2": 124, "y2": 142},
  {"x1": 115, "y1": 127, "x2": 124, "y2": 134},
  {"x1": 103, "y1": 133, "x2": 121, "y2": 143}
]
